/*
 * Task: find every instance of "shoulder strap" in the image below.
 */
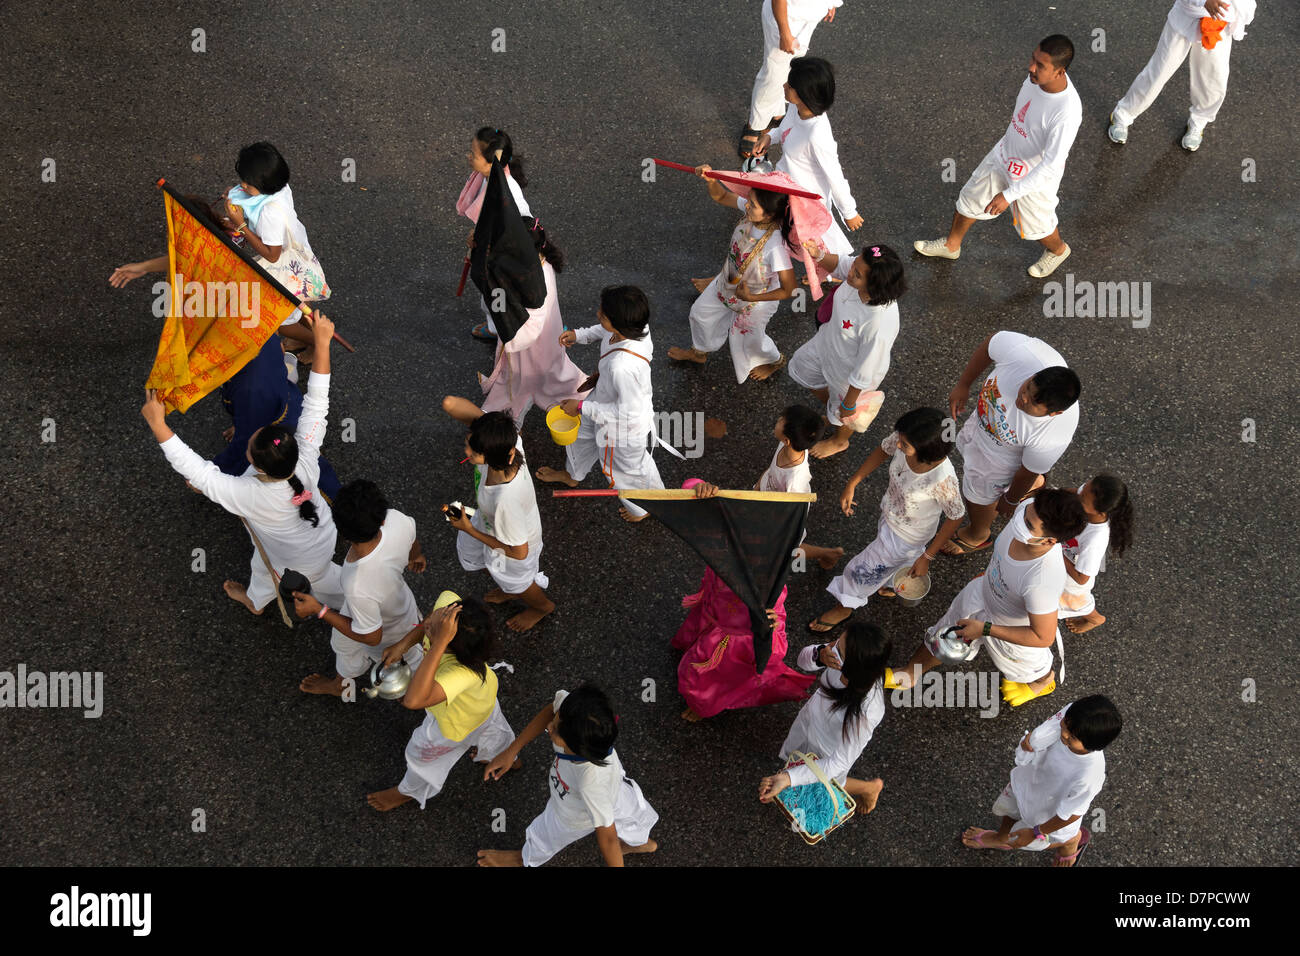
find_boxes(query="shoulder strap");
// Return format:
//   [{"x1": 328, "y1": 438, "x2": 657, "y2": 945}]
[{"x1": 598, "y1": 346, "x2": 650, "y2": 365}]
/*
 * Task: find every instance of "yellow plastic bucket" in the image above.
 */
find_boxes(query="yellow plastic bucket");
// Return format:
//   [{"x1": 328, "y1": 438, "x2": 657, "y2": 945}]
[{"x1": 546, "y1": 405, "x2": 581, "y2": 446}]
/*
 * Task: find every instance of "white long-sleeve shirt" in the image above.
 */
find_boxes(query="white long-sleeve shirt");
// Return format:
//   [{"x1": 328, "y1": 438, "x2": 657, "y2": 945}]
[
  {"x1": 995, "y1": 75, "x2": 1083, "y2": 203},
  {"x1": 574, "y1": 325, "x2": 655, "y2": 445},
  {"x1": 774, "y1": 106, "x2": 858, "y2": 222},
  {"x1": 1010, "y1": 704, "x2": 1105, "y2": 839},
  {"x1": 782, "y1": 643, "x2": 885, "y2": 788},
  {"x1": 159, "y1": 371, "x2": 339, "y2": 582}
]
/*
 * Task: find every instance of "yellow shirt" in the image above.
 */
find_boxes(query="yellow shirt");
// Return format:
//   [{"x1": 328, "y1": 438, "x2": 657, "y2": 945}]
[{"x1": 421, "y1": 647, "x2": 498, "y2": 741}]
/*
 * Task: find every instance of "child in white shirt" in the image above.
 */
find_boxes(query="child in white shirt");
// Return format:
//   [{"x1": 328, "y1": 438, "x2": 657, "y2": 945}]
[
  {"x1": 811, "y1": 408, "x2": 966, "y2": 633},
  {"x1": 535, "y1": 286, "x2": 666, "y2": 523},
  {"x1": 963, "y1": 695, "x2": 1120, "y2": 866},
  {"x1": 478, "y1": 686, "x2": 659, "y2": 867},
  {"x1": 758, "y1": 619, "x2": 890, "y2": 817},
  {"x1": 1061, "y1": 473, "x2": 1134, "y2": 634}
]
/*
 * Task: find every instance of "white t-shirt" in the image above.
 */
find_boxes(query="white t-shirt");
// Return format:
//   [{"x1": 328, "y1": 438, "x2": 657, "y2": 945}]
[
  {"x1": 774, "y1": 106, "x2": 858, "y2": 221},
  {"x1": 961, "y1": 330, "x2": 1079, "y2": 476},
  {"x1": 338, "y1": 509, "x2": 421, "y2": 639},
  {"x1": 981, "y1": 504, "x2": 1067, "y2": 625},
  {"x1": 783, "y1": 644, "x2": 885, "y2": 788},
  {"x1": 813, "y1": 254, "x2": 900, "y2": 392},
  {"x1": 1062, "y1": 500, "x2": 1110, "y2": 599},
  {"x1": 1011, "y1": 703, "x2": 1106, "y2": 836},
  {"x1": 473, "y1": 438, "x2": 543, "y2": 552},
  {"x1": 878, "y1": 431, "x2": 966, "y2": 545},
  {"x1": 732, "y1": 199, "x2": 794, "y2": 293},
  {"x1": 254, "y1": 184, "x2": 315, "y2": 258},
  {"x1": 994, "y1": 76, "x2": 1083, "y2": 203},
  {"x1": 758, "y1": 442, "x2": 812, "y2": 493},
  {"x1": 545, "y1": 689, "x2": 630, "y2": 831}
]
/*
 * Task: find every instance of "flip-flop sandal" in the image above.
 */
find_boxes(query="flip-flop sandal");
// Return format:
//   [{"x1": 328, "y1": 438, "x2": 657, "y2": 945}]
[
  {"x1": 807, "y1": 614, "x2": 839, "y2": 633},
  {"x1": 876, "y1": 586, "x2": 898, "y2": 598},
  {"x1": 883, "y1": 666, "x2": 902, "y2": 690},
  {"x1": 1052, "y1": 827, "x2": 1091, "y2": 866},
  {"x1": 962, "y1": 828, "x2": 1012, "y2": 850},
  {"x1": 470, "y1": 322, "x2": 496, "y2": 341},
  {"x1": 942, "y1": 532, "x2": 992, "y2": 556},
  {"x1": 738, "y1": 125, "x2": 762, "y2": 159}
]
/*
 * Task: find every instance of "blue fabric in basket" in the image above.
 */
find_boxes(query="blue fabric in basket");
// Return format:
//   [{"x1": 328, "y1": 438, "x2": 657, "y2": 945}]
[{"x1": 778, "y1": 779, "x2": 847, "y2": 837}]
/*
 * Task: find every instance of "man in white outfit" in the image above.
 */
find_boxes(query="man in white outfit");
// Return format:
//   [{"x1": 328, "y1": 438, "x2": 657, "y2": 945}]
[
  {"x1": 742, "y1": 1, "x2": 843, "y2": 156},
  {"x1": 1107, "y1": 0, "x2": 1257, "y2": 151},
  {"x1": 914, "y1": 36, "x2": 1082, "y2": 279}
]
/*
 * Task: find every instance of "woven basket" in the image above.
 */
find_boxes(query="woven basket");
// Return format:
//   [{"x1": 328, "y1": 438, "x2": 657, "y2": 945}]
[{"x1": 772, "y1": 751, "x2": 857, "y2": 845}]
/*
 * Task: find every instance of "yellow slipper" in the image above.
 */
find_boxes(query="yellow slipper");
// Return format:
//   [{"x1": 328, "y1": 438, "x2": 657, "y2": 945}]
[
  {"x1": 1001, "y1": 677, "x2": 1056, "y2": 707},
  {"x1": 884, "y1": 667, "x2": 902, "y2": 690}
]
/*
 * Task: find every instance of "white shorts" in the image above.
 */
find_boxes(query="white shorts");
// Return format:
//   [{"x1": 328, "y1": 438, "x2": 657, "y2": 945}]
[
  {"x1": 1058, "y1": 586, "x2": 1096, "y2": 619},
  {"x1": 456, "y1": 530, "x2": 549, "y2": 595},
  {"x1": 955, "y1": 149, "x2": 1060, "y2": 241},
  {"x1": 955, "y1": 418, "x2": 1017, "y2": 507},
  {"x1": 826, "y1": 517, "x2": 925, "y2": 610},
  {"x1": 520, "y1": 775, "x2": 659, "y2": 867},
  {"x1": 397, "y1": 705, "x2": 516, "y2": 808},
  {"x1": 991, "y1": 781, "x2": 1082, "y2": 845},
  {"x1": 925, "y1": 578, "x2": 1054, "y2": 684},
  {"x1": 331, "y1": 624, "x2": 424, "y2": 681}
]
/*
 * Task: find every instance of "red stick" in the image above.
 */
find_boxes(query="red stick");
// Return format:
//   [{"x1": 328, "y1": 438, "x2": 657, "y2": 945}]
[
  {"x1": 455, "y1": 256, "x2": 471, "y2": 297},
  {"x1": 653, "y1": 159, "x2": 822, "y2": 200},
  {"x1": 552, "y1": 489, "x2": 620, "y2": 497}
]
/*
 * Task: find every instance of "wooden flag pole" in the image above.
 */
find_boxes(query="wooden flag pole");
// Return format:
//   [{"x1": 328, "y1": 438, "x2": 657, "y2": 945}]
[{"x1": 552, "y1": 488, "x2": 816, "y2": 503}]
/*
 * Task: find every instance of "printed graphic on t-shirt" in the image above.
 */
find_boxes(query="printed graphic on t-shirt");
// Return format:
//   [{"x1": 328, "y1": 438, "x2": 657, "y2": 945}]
[
  {"x1": 985, "y1": 555, "x2": 1010, "y2": 603},
  {"x1": 977, "y1": 375, "x2": 1017, "y2": 447},
  {"x1": 549, "y1": 758, "x2": 571, "y2": 800}
]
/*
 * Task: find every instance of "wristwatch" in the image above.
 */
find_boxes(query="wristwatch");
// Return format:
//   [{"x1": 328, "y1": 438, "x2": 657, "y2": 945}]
[{"x1": 982, "y1": 620, "x2": 992, "y2": 637}]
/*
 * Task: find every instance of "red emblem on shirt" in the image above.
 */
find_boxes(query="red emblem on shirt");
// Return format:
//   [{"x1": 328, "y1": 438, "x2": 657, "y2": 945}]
[
  {"x1": 842, "y1": 319, "x2": 853, "y2": 330},
  {"x1": 1017, "y1": 100, "x2": 1030, "y2": 124},
  {"x1": 1007, "y1": 159, "x2": 1025, "y2": 177},
  {"x1": 1065, "y1": 538, "x2": 1078, "y2": 549}
]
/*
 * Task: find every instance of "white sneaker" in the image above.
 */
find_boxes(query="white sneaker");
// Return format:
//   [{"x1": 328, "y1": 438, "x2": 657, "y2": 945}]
[
  {"x1": 1107, "y1": 113, "x2": 1128, "y2": 144},
  {"x1": 913, "y1": 238, "x2": 960, "y2": 260},
  {"x1": 1028, "y1": 244, "x2": 1071, "y2": 278},
  {"x1": 1181, "y1": 123, "x2": 1203, "y2": 152}
]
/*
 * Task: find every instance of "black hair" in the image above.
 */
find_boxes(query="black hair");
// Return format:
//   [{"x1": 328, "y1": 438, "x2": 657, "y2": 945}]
[
  {"x1": 1062, "y1": 695, "x2": 1122, "y2": 751},
  {"x1": 1089, "y1": 473, "x2": 1133, "y2": 558},
  {"x1": 475, "y1": 126, "x2": 528, "y2": 189},
  {"x1": 1039, "y1": 35, "x2": 1075, "y2": 72},
  {"x1": 235, "y1": 142, "x2": 290, "y2": 194},
  {"x1": 468, "y1": 411, "x2": 521, "y2": 472},
  {"x1": 599, "y1": 285, "x2": 650, "y2": 340},
  {"x1": 249, "y1": 425, "x2": 319, "y2": 527},
  {"x1": 556, "y1": 684, "x2": 618, "y2": 766},
  {"x1": 787, "y1": 56, "x2": 835, "y2": 115},
  {"x1": 331, "y1": 479, "x2": 389, "y2": 544},
  {"x1": 860, "y1": 244, "x2": 907, "y2": 305},
  {"x1": 1033, "y1": 487, "x2": 1088, "y2": 542},
  {"x1": 750, "y1": 187, "x2": 795, "y2": 250},
  {"x1": 893, "y1": 407, "x2": 952, "y2": 464},
  {"x1": 522, "y1": 216, "x2": 565, "y2": 273},
  {"x1": 780, "y1": 404, "x2": 821, "y2": 452},
  {"x1": 823, "y1": 620, "x2": 892, "y2": 742},
  {"x1": 1030, "y1": 366, "x2": 1081, "y2": 414},
  {"x1": 447, "y1": 597, "x2": 499, "y2": 682}
]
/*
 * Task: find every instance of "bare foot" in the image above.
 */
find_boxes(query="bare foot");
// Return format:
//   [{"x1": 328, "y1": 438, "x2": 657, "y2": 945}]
[
  {"x1": 620, "y1": 838, "x2": 658, "y2": 855},
  {"x1": 483, "y1": 588, "x2": 512, "y2": 605},
  {"x1": 507, "y1": 603, "x2": 554, "y2": 632},
  {"x1": 810, "y1": 436, "x2": 851, "y2": 459},
  {"x1": 856, "y1": 778, "x2": 883, "y2": 815},
  {"x1": 681, "y1": 707, "x2": 702, "y2": 722},
  {"x1": 691, "y1": 276, "x2": 714, "y2": 292},
  {"x1": 667, "y1": 346, "x2": 707, "y2": 365},
  {"x1": 223, "y1": 580, "x2": 263, "y2": 615},
  {"x1": 703, "y1": 417, "x2": 727, "y2": 439},
  {"x1": 619, "y1": 507, "x2": 649, "y2": 523},
  {"x1": 477, "y1": 848, "x2": 524, "y2": 867},
  {"x1": 366, "y1": 787, "x2": 413, "y2": 812},
  {"x1": 535, "y1": 466, "x2": 578, "y2": 487},
  {"x1": 817, "y1": 547, "x2": 845, "y2": 570},
  {"x1": 962, "y1": 826, "x2": 1013, "y2": 850},
  {"x1": 1065, "y1": 613, "x2": 1105, "y2": 634},
  {"x1": 299, "y1": 673, "x2": 345, "y2": 696},
  {"x1": 748, "y1": 356, "x2": 786, "y2": 381}
]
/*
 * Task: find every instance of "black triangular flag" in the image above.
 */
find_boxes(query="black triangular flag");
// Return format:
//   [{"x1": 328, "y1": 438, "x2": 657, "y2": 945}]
[{"x1": 469, "y1": 158, "x2": 546, "y2": 344}]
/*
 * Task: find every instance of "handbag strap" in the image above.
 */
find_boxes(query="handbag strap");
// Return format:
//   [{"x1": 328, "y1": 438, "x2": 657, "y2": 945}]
[
  {"x1": 240, "y1": 517, "x2": 294, "y2": 628},
  {"x1": 598, "y1": 346, "x2": 651, "y2": 365},
  {"x1": 732, "y1": 223, "x2": 777, "y2": 285},
  {"x1": 789, "y1": 750, "x2": 842, "y2": 812}
]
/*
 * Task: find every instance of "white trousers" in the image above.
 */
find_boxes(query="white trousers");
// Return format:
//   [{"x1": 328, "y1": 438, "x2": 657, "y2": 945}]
[
  {"x1": 565, "y1": 417, "x2": 664, "y2": 519},
  {"x1": 1113, "y1": 21, "x2": 1232, "y2": 130},
  {"x1": 397, "y1": 705, "x2": 516, "y2": 808},
  {"x1": 521, "y1": 775, "x2": 659, "y2": 867},
  {"x1": 246, "y1": 555, "x2": 344, "y2": 614},
  {"x1": 826, "y1": 517, "x2": 924, "y2": 610},
  {"x1": 689, "y1": 278, "x2": 782, "y2": 383},
  {"x1": 749, "y1": 0, "x2": 821, "y2": 130}
]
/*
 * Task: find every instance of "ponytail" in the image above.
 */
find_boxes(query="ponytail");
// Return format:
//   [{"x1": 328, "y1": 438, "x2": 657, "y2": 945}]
[
  {"x1": 1091, "y1": 473, "x2": 1133, "y2": 557},
  {"x1": 475, "y1": 126, "x2": 528, "y2": 188},
  {"x1": 823, "y1": 620, "x2": 891, "y2": 742},
  {"x1": 287, "y1": 474, "x2": 320, "y2": 527}
]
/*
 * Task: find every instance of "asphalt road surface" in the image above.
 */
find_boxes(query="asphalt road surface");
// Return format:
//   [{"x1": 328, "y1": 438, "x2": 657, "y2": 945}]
[{"x1": 1, "y1": 0, "x2": 1296, "y2": 867}]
